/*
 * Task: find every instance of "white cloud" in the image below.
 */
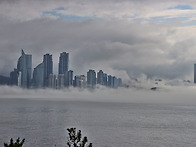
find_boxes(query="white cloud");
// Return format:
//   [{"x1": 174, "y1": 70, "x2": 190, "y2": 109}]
[
  {"x1": 1, "y1": 0, "x2": 196, "y2": 82},
  {"x1": 0, "y1": 17, "x2": 196, "y2": 80},
  {"x1": 1, "y1": 85, "x2": 196, "y2": 105},
  {"x1": 0, "y1": 0, "x2": 196, "y2": 23}
]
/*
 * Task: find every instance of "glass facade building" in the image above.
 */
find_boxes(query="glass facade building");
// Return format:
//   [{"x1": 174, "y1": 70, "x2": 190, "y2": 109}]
[
  {"x1": 17, "y1": 49, "x2": 32, "y2": 88},
  {"x1": 87, "y1": 69, "x2": 96, "y2": 88},
  {"x1": 33, "y1": 62, "x2": 44, "y2": 88},
  {"x1": 9, "y1": 50, "x2": 122, "y2": 89},
  {"x1": 194, "y1": 64, "x2": 196, "y2": 84},
  {"x1": 64, "y1": 70, "x2": 73, "y2": 87},
  {"x1": 59, "y1": 52, "x2": 69, "y2": 74},
  {"x1": 43, "y1": 54, "x2": 53, "y2": 87},
  {"x1": 10, "y1": 68, "x2": 18, "y2": 86},
  {"x1": 97, "y1": 70, "x2": 104, "y2": 85}
]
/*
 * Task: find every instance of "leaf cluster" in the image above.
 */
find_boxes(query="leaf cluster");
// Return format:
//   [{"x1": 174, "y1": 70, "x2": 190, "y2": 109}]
[
  {"x1": 4, "y1": 138, "x2": 25, "y2": 147},
  {"x1": 67, "y1": 128, "x2": 92, "y2": 147}
]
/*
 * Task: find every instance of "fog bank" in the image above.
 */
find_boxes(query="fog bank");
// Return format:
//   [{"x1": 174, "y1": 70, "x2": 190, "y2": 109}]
[{"x1": 1, "y1": 85, "x2": 196, "y2": 105}]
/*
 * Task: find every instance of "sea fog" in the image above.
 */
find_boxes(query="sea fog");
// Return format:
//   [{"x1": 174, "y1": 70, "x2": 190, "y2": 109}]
[
  {"x1": 1, "y1": 84, "x2": 196, "y2": 104},
  {"x1": 1, "y1": 85, "x2": 196, "y2": 146}
]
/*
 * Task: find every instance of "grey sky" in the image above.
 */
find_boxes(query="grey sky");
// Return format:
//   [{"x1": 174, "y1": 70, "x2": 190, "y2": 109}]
[{"x1": 1, "y1": 0, "x2": 196, "y2": 82}]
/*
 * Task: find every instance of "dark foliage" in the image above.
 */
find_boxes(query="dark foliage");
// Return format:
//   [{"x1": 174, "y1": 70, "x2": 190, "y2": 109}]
[
  {"x1": 4, "y1": 138, "x2": 25, "y2": 147},
  {"x1": 67, "y1": 128, "x2": 92, "y2": 147}
]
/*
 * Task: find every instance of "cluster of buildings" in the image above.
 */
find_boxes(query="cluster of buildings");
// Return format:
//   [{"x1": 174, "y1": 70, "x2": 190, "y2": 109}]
[{"x1": 10, "y1": 50, "x2": 122, "y2": 89}]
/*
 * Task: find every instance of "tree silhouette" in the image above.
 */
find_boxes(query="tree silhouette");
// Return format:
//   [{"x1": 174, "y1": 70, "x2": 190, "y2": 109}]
[
  {"x1": 67, "y1": 128, "x2": 92, "y2": 147},
  {"x1": 4, "y1": 138, "x2": 25, "y2": 147}
]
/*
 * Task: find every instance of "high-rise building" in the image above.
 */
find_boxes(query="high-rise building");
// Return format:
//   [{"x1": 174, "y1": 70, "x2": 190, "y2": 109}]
[
  {"x1": 64, "y1": 70, "x2": 73, "y2": 87},
  {"x1": 113, "y1": 76, "x2": 118, "y2": 89},
  {"x1": 194, "y1": 64, "x2": 196, "y2": 83},
  {"x1": 43, "y1": 54, "x2": 53, "y2": 87},
  {"x1": 10, "y1": 68, "x2": 18, "y2": 86},
  {"x1": 87, "y1": 69, "x2": 96, "y2": 88},
  {"x1": 97, "y1": 70, "x2": 104, "y2": 85},
  {"x1": 107, "y1": 75, "x2": 113, "y2": 88},
  {"x1": 74, "y1": 75, "x2": 80, "y2": 87},
  {"x1": 117, "y1": 78, "x2": 122, "y2": 87},
  {"x1": 17, "y1": 49, "x2": 32, "y2": 88},
  {"x1": 103, "y1": 73, "x2": 108, "y2": 86},
  {"x1": 57, "y1": 74, "x2": 64, "y2": 89},
  {"x1": 18, "y1": 71, "x2": 22, "y2": 87},
  {"x1": 80, "y1": 75, "x2": 86, "y2": 88},
  {"x1": 48, "y1": 74, "x2": 56, "y2": 89},
  {"x1": 32, "y1": 62, "x2": 44, "y2": 88},
  {"x1": 74, "y1": 75, "x2": 86, "y2": 88},
  {"x1": 59, "y1": 52, "x2": 69, "y2": 74}
]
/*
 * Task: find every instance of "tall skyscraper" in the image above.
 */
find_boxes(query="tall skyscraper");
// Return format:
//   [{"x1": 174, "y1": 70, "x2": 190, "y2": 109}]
[
  {"x1": 194, "y1": 64, "x2": 196, "y2": 83},
  {"x1": 59, "y1": 52, "x2": 69, "y2": 74},
  {"x1": 74, "y1": 75, "x2": 80, "y2": 87},
  {"x1": 103, "y1": 73, "x2": 108, "y2": 86},
  {"x1": 48, "y1": 74, "x2": 56, "y2": 89},
  {"x1": 57, "y1": 74, "x2": 64, "y2": 89},
  {"x1": 43, "y1": 54, "x2": 53, "y2": 87},
  {"x1": 97, "y1": 70, "x2": 104, "y2": 85},
  {"x1": 107, "y1": 75, "x2": 113, "y2": 88},
  {"x1": 74, "y1": 75, "x2": 86, "y2": 88},
  {"x1": 79, "y1": 75, "x2": 86, "y2": 88},
  {"x1": 32, "y1": 62, "x2": 44, "y2": 88},
  {"x1": 64, "y1": 70, "x2": 73, "y2": 87},
  {"x1": 10, "y1": 68, "x2": 18, "y2": 86},
  {"x1": 17, "y1": 49, "x2": 32, "y2": 88},
  {"x1": 113, "y1": 76, "x2": 118, "y2": 89},
  {"x1": 87, "y1": 69, "x2": 96, "y2": 88},
  {"x1": 117, "y1": 78, "x2": 122, "y2": 87}
]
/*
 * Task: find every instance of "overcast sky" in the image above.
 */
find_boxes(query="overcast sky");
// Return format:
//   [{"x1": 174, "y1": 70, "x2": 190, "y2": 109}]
[{"x1": 1, "y1": 0, "x2": 196, "y2": 82}]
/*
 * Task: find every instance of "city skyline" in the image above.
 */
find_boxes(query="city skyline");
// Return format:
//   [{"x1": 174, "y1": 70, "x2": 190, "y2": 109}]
[
  {"x1": 9, "y1": 49, "x2": 122, "y2": 89},
  {"x1": 2, "y1": 2, "x2": 196, "y2": 147},
  {"x1": 1, "y1": 1, "x2": 196, "y2": 83}
]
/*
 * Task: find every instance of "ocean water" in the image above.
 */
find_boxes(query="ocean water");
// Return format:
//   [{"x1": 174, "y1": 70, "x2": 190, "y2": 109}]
[{"x1": 0, "y1": 98, "x2": 196, "y2": 147}]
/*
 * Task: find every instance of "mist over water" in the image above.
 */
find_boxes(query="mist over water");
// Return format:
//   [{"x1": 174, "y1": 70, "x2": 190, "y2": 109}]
[
  {"x1": 1, "y1": 85, "x2": 196, "y2": 146},
  {"x1": 1, "y1": 84, "x2": 196, "y2": 104}
]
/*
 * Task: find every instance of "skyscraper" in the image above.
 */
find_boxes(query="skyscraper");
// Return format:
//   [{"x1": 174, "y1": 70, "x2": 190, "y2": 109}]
[
  {"x1": 17, "y1": 49, "x2": 32, "y2": 88},
  {"x1": 10, "y1": 68, "x2": 18, "y2": 86},
  {"x1": 74, "y1": 75, "x2": 80, "y2": 87},
  {"x1": 57, "y1": 74, "x2": 64, "y2": 89},
  {"x1": 97, "y1": 70, "x2": 104, "y2": 85},
  {"x1": 43, "y1": 54, "x2": 53, "y2": 87},
  {"x1": 48, "y1": 74, "x2": 56, "y2": 89},
  {"x1": 59, "y1": 52, "x2": 69, "y2": 74},
  {"x1": 117, "y1": 78, "x2": 122, "y2": 87},
  {"x1": 194, "y1": 64, "x2": 196, "y2": 83},
  {"x1": 103, "y1": 73, "x2": 108, "y2": 86},
  {"x1": 79, "y1": 75, "x2": 86, "y2": 88},
  {"x1": 74, "y1": 75, "x2": 86, "y2": 88},
  {"x1": 87, "y1": 69, "x2": 96, "y2": 88},
  {"x1": 64, "y1": 70, "x2": 73, "y2": 87},
  {"x1": 32, "y1": 62, "x2": 44, "y2": 88},
  {"x1": 107, "y1": 75, "x2": 113, "y2": 88},
  {"x1": 113, "y1": 76, "x2": 118, "y2": 89}
]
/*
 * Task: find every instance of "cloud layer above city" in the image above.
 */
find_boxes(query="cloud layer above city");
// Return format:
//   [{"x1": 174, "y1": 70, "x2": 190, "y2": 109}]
[{"x1": 1, "y1": 0, "x2": 196, "y2": 82}]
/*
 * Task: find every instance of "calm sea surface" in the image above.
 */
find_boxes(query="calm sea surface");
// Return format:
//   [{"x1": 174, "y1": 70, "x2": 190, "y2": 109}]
[{"x1": 0, "y1": 98, "x2": 196, "y2": 147}]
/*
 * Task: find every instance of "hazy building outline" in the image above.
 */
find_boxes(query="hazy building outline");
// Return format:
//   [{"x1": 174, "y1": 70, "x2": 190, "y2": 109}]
[
  {"x1": 32, "y1": 62, "x2": 44, "y2": 88},
  {"x1": 9, "y1": 50, "x2": 123, "y2": 89},
  {"x1": 16, "y1": 49, "x2": 32, "y2": 88},
  {"x1": 43, "y1": 54, "x2": 53, "y2": 87}
]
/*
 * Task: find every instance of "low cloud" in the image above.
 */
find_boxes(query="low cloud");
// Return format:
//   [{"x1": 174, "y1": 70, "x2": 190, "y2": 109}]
[
  {"x1": 1, "y1": 85, "x2": 196, "y2": 105},
  {"x1": 1, "y1": 1, "x2": 196, "y2": 81},
  {"x1": 1, "y1": 0, "x2": 196, "y2": 22},
  {"x1": 0, "y1": 18, "x2": 196, "y2": 81}
]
